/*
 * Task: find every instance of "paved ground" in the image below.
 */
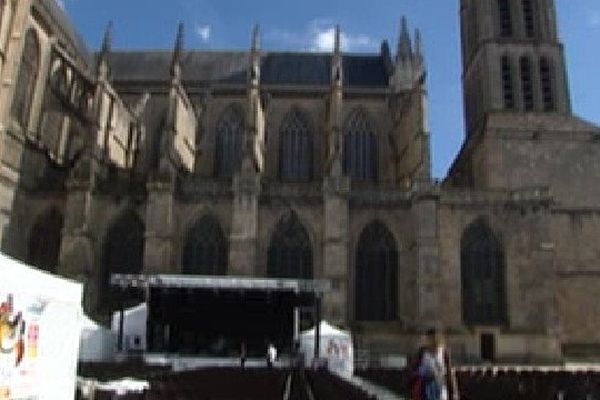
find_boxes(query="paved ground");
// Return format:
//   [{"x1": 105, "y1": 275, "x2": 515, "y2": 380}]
[{"x1": 338, "y1": 371, "x2": 405, "y2": 400}]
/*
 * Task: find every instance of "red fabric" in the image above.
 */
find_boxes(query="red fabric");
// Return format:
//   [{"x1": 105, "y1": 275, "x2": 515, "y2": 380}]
[{"x1": 411, "y1": 376, "x2": 423, "y2": 400}]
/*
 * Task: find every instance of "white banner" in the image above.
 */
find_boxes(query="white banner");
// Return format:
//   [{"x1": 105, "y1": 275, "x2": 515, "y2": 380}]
[{"x1": 0, "y1": 254, "x2": 82, "y2": 400}]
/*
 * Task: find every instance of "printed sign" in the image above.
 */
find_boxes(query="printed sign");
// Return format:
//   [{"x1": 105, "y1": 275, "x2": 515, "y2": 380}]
[{"x1": 0, "y1": 293, "x2": 43, "y2": 400}]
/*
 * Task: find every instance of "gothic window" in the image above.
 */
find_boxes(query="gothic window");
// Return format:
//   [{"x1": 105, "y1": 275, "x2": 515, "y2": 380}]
[
  {"x1": 355, "y1": 221, "x2": 398, "y2": 322},
  {"x1": 267, "y1": 212, "x2": 313, "y2": 280},
  {"x1": 520, "y1": 56, "x2": 534, "y2": 111},
  {"x1": 522, "y1": 0, "x2": 536, "y2": 38},
  {"x1": 11, "y1": 29, "x2": 40, "y2": 128},
  {"x1": 501, "y1": 56, "x2": 515, "y2": 110},
  {"x1": 539, "y1": 57, "x2": 555, "y2": 111},
  {"x1": 215, "y1": 104, "x2": 244, "y2": 178},
  {"x1": 498, "y1": 0, "x2": 513, "y2": 38},
  {"x1": 461, "y1": 218, "x2": 507, "y2": 326},
  {"x1": 182, "y1": 216, "x2": 228, "y2": 275},
  {"x1": 279, "y1": 109, "x2": 313, "y2": 181},
  {"x1": 101, "y1": 211, "x2": 145, "y2": 309},
  {"x1": 343, "y1": 108, "x2": 378, "y2": 182},
  {"x1": 28, "y1": 208, "x2": 63, "y2": 273}
]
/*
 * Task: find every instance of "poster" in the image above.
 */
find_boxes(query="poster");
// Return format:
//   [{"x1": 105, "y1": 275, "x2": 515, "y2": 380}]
[
  {"x1": 0, "y1": 293, "x2": 41, "y2": 399},
  {"x1": 0, "y1": 253, "x2": 82, "y2": 400},
  {"x1": 324, "y1": 336, "x2": 353, "y2": 377},
  {"x1": 300, "y1": 321, "x2": 354, "y2": 377}
]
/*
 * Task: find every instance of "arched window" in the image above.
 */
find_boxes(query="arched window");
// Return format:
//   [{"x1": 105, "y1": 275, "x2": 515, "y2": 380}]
[
  {"x1": 520, "y1": 56, "x2": 534, "y2": 111},
  {"x1": 497, "y1": 0, "x2": 513, "y2": 38},
  {"x1": 101, "y1": 211, "x2": 145, "y2": 309},
  {"x1": 501, "y1": 55, "x2": 515, "y2": 110},
  {"x1": 28, "y1": 208, "x2": 63, "y2": 273},
  {"x1": 539, "y1": 57, "x2": 555, "y2": 111},
  {"x1": 215, "y1": 104, "x2": 244, "y2": 178},
  {"x1": 343, "y1": 108, "x2": 378, "y2": 182},
  {"x1": 182, "y1": 216, "x2": 227, "y2": 275},
  {"x1": 461, "y1": 218, "x2": 507, "y2": 325},
  {"x1": 267, "y1": 212, "x2": 313, "y2": 279},
  {"x1": 279, "y1": 109, "x2": 313, "y2": 181},
  {"x1": 355, "y1": 221, "x2": 398, "y2": 321},
  {"x1": 11, "y1": 29, "x2": 40, "y2": 128}
]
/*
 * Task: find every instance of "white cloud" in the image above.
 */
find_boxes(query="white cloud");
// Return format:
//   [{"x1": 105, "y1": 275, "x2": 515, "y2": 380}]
[
  {"x1": 266, "y1": 19, "x2": 378, "y2": 52},
  {"x1": 195, "y1": 24, "x2": 211, "y2": 43},
  {"x1": 311, "y1": 27, "x2": 375, "y2": 52},
  {"x1": 590, "y1": 13, "x2": 600, "y2": 27}
]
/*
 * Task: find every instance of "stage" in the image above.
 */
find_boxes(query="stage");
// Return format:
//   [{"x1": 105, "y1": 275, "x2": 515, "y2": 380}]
[{"x1": 111, "y1": 274, "x2": 331, "y2": 358}]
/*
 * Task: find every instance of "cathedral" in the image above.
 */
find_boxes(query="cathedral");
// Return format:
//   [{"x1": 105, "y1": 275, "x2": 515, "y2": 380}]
[{"x1": 0, "y1": 0, "x2": 598, "y2": 362}]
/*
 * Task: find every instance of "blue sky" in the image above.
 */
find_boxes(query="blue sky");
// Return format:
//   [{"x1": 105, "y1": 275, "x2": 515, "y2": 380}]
[{"x1": 60, "y1": 0, "x2": 600, "y2": 178}]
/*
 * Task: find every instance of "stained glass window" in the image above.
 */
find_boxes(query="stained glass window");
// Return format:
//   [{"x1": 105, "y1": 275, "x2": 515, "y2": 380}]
[
  {"x1": 182, "y1": 216, "x2": 228, "y2": 276},
  {"x1": 11, "y1": 29, "x2": 40, "y2": 128},
  {"x1": 343, "y1": 108, "x2": 378, "y2": 182},
  {"x1": 267, "y1": 212, "x2": 313, "y2": 279},
  {"x1": 461, "y1": 218, "x2": 507, "y2": 325},
  {"x1": 279, "y1": 109, "x2": 313, "y2": 181},
  {"x1": 355, "y1": 221, "x2": 398, "y2": 321},
  {"x1": 215, "y1": 104, "x2": 244, "y2": 177}
]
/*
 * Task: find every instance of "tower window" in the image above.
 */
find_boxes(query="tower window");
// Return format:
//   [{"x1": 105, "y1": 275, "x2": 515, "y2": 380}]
[
  {"x1": 520, "y1": 56, "x2": 534, "y2": 111},
  {"x1": 501, "y1": 56, "x2": 515, "y2": 110},
  {"x1": 522, "y1": 0, "x2": 536, "y2": 38},
  {"x1": 498, "y1": 0, "x2": 513, "y2": 38},
  {"x1": 539, "y1": 57, "x2": 555, "y2": 111}
]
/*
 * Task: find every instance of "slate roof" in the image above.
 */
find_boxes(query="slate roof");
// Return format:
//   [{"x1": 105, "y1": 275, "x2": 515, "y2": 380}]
[{"x1": 107, "y1": 50, "x2": 390, "y2": 88}]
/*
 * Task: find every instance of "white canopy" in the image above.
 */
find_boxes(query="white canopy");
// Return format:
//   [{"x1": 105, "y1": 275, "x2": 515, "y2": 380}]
[
  {"x1": 300, "y1": 321, "x2": 354, "y2": 377},
  {"x1": 80, "y1": 315, "x2": 116, "y2": 362},
  {"x1": 0, "y1": 252, "x2": 82, "y2": 304},
  {"x1": 300, "y1": 321, "x2": 351, "y2": 339},
  {"x1": 112, "y1": 303, "x2": 147, "y2": 352}
]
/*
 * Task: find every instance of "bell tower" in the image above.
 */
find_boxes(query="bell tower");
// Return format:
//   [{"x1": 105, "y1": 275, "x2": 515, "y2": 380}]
[{"x1": 460, "y1": 0, "x2": 571, "y2": 137}]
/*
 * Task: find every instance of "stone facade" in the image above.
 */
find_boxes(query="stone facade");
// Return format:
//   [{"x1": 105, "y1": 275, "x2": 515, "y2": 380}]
[{"x1": 0, "y1": 0, "x2": 598, "y2": 362}]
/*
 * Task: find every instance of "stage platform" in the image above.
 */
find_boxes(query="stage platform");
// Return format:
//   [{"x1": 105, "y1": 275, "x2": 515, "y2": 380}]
[{"x1": 142, "y1": 354, "x2": 294, "y2": 372}]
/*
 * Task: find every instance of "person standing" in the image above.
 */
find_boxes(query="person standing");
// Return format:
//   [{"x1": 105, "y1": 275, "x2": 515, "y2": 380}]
[
  {"x1": 240, "y1": 341, "x2": 247, "y2": 368},
  {"x1": 410, "y1": 345, "x2": 427, "y2": 400},
  {"x1": 417, "y1": 329, "x2": 457, "y2": 400},
  {"x1": 266, "y1": 343, "x2": 277, "y2": 369}
]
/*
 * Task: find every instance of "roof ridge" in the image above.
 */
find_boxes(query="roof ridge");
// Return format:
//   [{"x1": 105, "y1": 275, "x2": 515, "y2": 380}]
[{"x1": 104, "y1": 49, "x2": 382, "y2": 57}]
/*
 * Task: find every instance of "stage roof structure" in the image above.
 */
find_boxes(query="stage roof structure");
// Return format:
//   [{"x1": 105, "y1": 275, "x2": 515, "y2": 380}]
[{"x1": 111, "y1": 274, "x2": 331, "y2": 294}]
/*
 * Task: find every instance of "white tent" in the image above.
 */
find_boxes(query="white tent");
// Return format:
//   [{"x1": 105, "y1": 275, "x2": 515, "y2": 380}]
[
  {"x1": 79, "y1": 315, "x2": 116, "y2": 361},
  {"x1": 112, "y1": 303, "x2": 147, "y2": 352},
  {"x1": 0, "y1": 252, "x2": 83, "y2": 400},
  {"x1": 300, "y1": 321, "x2": 354, "y2": 377}
]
